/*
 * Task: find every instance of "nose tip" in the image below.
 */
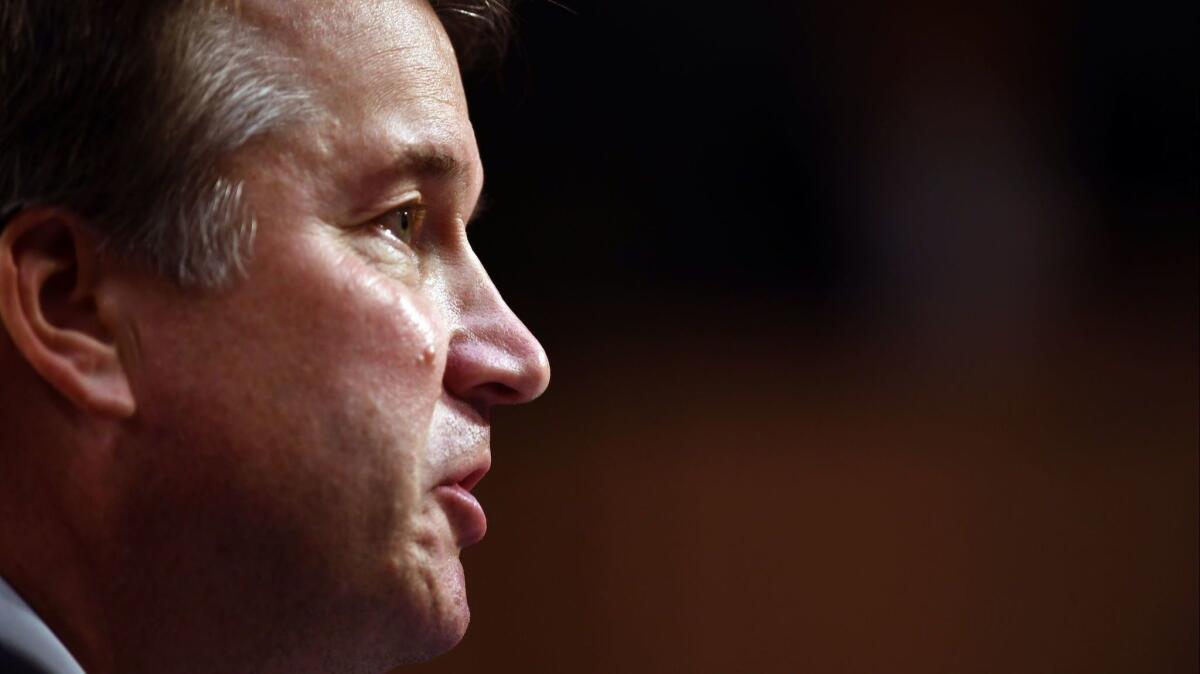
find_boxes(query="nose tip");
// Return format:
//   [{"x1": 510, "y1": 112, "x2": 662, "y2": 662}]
[
  {"x1": 504, "y1": 336, "x2": 550, "y2": 405},
  {"x1": 519, "y1": 344, "x2": 552, "y2": 401},
  {"x1": 443, "y1": 312, "x2": 550, "y2": 415}
]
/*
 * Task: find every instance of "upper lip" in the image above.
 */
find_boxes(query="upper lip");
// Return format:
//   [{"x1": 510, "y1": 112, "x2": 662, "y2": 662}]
[
  {"x1": 439, "y1": 452, "x2": 490, "y2": 492},
  {"x1": 433, "y1": 396, "x2": 492, "y2": 492}
]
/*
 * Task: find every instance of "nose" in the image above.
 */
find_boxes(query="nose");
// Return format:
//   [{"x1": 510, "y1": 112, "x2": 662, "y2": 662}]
[{"x1": 441, "y1": 256, "x2": 550, "y2": 417}]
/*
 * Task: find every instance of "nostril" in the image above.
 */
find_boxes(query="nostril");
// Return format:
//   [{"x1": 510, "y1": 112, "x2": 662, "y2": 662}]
[
  {"x1": 469, "y1": 382, "x2": 521, "y2": 413},
  {"x1": 458, "y1": 467, "x2": 488, "y2": 492}
]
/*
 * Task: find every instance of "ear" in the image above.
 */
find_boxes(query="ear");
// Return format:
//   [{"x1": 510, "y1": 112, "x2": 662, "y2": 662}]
[{"x1": 0, "y1": 207, "x2": 136, "y2": 418}]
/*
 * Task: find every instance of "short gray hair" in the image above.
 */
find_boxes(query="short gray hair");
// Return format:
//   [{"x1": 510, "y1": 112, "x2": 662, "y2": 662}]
[{"x1": 0, "y1": 0, "x2": 513, "y2": 287}]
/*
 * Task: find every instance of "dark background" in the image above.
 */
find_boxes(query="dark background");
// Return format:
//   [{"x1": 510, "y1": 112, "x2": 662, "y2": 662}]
[{"x1": 413, "y1": 2, "x2": 1198, "y2": 673}]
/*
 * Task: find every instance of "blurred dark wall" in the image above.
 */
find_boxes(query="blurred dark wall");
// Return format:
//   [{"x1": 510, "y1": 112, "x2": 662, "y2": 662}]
[{"x1": 411, "y1": 2, "x2": 1197, "y2": 673}]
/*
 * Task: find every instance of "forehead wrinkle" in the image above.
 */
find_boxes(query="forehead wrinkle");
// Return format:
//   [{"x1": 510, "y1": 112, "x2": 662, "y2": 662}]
[
  {"x1": 231, "y1": 0, "x2": 480, "y2": 213},
  {"x1": 237, "y1": 0, "x2": 449, "y2": 80},
  {"x1": 360, "y1": 55, "x2": 461, "y2": 108},
  {"x1": 276, "y1": 10, "x2": 464, "y2": 127}
]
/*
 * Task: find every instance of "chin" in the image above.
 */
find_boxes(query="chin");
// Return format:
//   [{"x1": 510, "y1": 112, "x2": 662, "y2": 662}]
[
  {"x1": 427, "y1": 556, "x2": 473, "y2": 652},
  {"x1": 413, "y1": 614, "x2": 470, "y2": 663},
  {"x1": 385, "y1": 552, "x2": 473, "y2": 664}
]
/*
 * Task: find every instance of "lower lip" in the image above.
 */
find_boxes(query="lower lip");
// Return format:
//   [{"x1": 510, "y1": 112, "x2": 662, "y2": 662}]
[{"x1": 434, "y1": 484, "x2": 487, "y2": 548}]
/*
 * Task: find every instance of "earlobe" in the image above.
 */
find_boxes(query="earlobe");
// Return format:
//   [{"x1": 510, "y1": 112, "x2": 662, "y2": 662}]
[{"x1": 0, "y1": 208, "x2": 136, "y2": 419}]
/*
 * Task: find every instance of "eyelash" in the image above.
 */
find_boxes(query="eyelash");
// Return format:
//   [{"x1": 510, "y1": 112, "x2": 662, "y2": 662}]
[{"x1": 370, "y1": 203, "x2": 426, "y2": 246}]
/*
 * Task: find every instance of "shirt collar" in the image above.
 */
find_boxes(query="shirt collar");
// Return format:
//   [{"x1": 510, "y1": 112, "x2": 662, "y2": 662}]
[{"x1": 0, "y1": 577, "x2": 87, "y2": 674}]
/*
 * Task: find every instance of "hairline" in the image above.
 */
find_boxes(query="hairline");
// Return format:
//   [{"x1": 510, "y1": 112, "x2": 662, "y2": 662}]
[{"x1": 0, "y1": 0, "x2": 512, "y2": 286}]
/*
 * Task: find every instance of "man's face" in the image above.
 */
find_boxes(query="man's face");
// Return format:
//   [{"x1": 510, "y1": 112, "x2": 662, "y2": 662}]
[{"x1": 104, "y1": 0, "x2": 548, "y2": 668}]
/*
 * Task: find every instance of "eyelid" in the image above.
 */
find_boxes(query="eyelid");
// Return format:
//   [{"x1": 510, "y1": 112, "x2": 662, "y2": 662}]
[
  {"x1": 361, "y1": 193, "x2": 424, "y2": 229},
  {"x1": 385, "y1": 192, "x2": 424, "y2": 216}
]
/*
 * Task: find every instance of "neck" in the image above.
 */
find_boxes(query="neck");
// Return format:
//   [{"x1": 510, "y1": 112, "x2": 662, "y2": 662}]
[{"x1": 0, "y1": 409, "x2": 122, "y2": 674}]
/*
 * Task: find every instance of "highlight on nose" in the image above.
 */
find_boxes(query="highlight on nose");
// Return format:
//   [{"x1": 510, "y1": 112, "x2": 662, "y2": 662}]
[{"x1": 442, "y1": 317, "x2": 551, "y2": 414}]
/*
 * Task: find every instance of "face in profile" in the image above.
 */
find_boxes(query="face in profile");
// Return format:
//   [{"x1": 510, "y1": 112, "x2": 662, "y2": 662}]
[{"x1": 95, "y1": 0, "x2": 549, "y2": 669}]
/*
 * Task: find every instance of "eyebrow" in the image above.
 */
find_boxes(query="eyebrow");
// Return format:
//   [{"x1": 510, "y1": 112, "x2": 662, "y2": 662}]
[
  {"x1": 392, "y1": 145, "x2": 468, "y2": 181},
  {"x1": 387, "y1": 144, "x2": 486, "y2": 223}
]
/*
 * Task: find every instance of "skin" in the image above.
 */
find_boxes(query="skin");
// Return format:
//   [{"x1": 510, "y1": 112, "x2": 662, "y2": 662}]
[{"x1": 0, "y1": 1, "x2": 549, "y2": 673}]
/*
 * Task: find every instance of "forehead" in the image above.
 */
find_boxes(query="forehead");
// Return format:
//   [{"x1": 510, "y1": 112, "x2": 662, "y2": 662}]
[
  {"x1": 243, "y1": 0, "x2": 455, "y2": 86},
  {"x1": 238, "y1": 0, "x2": 476, "y2": 180}
]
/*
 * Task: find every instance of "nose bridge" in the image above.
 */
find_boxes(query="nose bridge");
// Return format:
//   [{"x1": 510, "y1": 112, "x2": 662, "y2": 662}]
[{"x1": 441, "y1": 246, "x2": 550, "y2": 412}]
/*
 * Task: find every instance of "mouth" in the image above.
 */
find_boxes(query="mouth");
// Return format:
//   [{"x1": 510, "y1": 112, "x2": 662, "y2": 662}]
[{"x1": 434, "y1": 458, "x2": 490, "y2": 549}]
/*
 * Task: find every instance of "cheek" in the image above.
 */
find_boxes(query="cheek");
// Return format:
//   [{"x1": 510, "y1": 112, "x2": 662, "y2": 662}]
[
  {"x1": 119, "y1": 239, "x2": 449, "y2": 581},
  {"x1": 351, "y1": 264, "x2": 442, "y2": 372},
  {"x1": 247, "y1": 243, "x2": 448, "y2": 481}
]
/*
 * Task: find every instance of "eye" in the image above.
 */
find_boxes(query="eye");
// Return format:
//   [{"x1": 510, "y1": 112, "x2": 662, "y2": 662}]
[{"x1": 372, "y1": 204, "x2": 425, "y2": 245}]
